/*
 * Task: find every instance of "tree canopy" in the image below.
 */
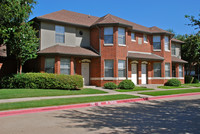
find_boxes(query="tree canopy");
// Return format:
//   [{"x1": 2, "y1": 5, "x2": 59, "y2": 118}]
[{"x1": 0, "y1": 0, "x2": 39, "y2": 73}]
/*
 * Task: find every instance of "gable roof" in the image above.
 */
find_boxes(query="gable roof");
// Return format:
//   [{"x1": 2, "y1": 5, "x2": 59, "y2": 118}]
[{"x1": 35, "y1": 10, "x2": 173, "y2": 34}]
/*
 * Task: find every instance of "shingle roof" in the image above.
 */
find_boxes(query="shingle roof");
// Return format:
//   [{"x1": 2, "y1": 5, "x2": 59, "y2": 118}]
[
  {"x1": 171, "y1": 56, "x2": 187, "y2": 63},
  {"x1": 36, "y1": 10, "x2": 173, "y2": 34},
  {"x1": 128, "y1": 51, "x2": 164, "y2": 61},
  {"x1": 37, "y1": 10, "x2": 99, "y2": 27},
  {"x1": 38, "y1": 45, "x2": 99, "y2": 57},
  {"x1": 0, "y1": 45, "x2": 6, "y2": 57},
  {"x1": 171, "y1": 38, "x2": 185, "y2": 44}
]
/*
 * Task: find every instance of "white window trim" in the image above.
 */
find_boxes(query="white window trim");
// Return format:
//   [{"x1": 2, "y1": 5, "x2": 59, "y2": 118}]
[
  {"x1": 118, "y1": 27, "x2": 126, "y2": 46},
  {"x1": 164, "y1": 36, "x2": 170, "y2": 51},
  {"x1": 55, "y1": 25, "x2": 65, "y2": 44},
  {"x1": 131, "y1": 32, "x2": 136, "y2": 42},
  {"x1": 118, "y1": 44, "x2": 126, "y2": 47},
  {"x1": 104, "y1": 27, "x2": 113, "y2": 46},
  {"x1": 104, "y1": 60, "x2": 114, "y2": 77},
  {"x1": 153, "y1": 49, "x2": 161, "y2": 51}
]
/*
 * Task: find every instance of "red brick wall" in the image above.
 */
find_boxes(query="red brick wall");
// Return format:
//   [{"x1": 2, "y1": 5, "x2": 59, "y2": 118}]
[{"x1": 90, "y1": 28, "x2": 100, "y2": 52}]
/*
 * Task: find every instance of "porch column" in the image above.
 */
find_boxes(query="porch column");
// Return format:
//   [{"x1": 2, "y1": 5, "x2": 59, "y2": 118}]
[
  {"x1": 70, "y1": 57, "x2": 74, "y2": 75},
  {"x1": 147, "y1": 61, "x2": 152, "y2": 84},
  {"x1": 55, "y1": 56, "x2": 60, "y2": 74},
  {"x1": 40, "y1": 56, "x2": 45, "y2": 73},
  {"x1": 138, "y1": 61, "x2": 142, "y2": 84}
]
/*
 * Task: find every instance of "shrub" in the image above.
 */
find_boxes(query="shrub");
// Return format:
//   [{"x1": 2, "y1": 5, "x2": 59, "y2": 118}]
[
  {"x1": 193, "y1": 77, "x2": 199, "y2": 83},
  {"x1": 0, "y1": 73, "x2": 83, "y2": 90},
  {"x1": 164, "y1": 79, "x2": 181, "y2": 86},
  {"x1": 118, "y1": 80, "x2": 135, "y2": 89},
  {"x1": 185, "y1": 75, "x2": 194, "y2": 83},
  {"x1": 104, "y1": 82, "x2": 117, "y2": 89}
]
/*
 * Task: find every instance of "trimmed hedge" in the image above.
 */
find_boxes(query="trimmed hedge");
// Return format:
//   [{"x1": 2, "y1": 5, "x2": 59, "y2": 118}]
[
  {"x1": 0, "y1": 73, "x2": 83, "y2": 89},
  {"x1": 164, "y1": 79, "x2": 181, "y2": 86},
  {"x1": 104, "y1": 82, "x2": 117, "y2": 89},
  {"x1": 118, "y1": 80, "x2": 135, "y2": 89}
]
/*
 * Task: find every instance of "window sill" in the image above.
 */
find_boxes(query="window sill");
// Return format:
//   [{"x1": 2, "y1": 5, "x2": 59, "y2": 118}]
[
  {"x1": 165, "y1": 50, "x2": 170, "y2": 52},
  {"x1": 118, "y1": 44, "x2": 126, "y2": 47},
  {"x1": 144, "y1": 41, "x2": 148, "y2": 44},
  {"x1": 131, "y1": 40, "x2": 136, "y2": 42},
  {"x1": 104, "y1": 44, "x2": 113, "y2": 46},
  {"x1": 153, "y1": 49, "x2": 161, "y2": 52}
]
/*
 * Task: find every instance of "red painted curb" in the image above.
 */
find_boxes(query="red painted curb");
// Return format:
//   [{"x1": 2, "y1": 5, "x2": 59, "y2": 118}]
[{"x1": 0, "y1": 92, "x2": 200, "y2": 117}]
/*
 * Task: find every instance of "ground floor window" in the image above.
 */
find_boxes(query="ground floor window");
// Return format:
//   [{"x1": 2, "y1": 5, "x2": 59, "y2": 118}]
[
  {"x1": 60, "y1": 58, "x2": 70, "y2": 75},
  {"x1": 172, "y1": 64, "x2": 176, "y2": 77},
  {"x1": 165, "y1": 63, "x2": 170, "y2": 77},
  {"x1": 104, "y1": 60, "x2": 114, "y2": 77},
  {"x1": 118, "y1": 60, "x2": 126, "y2": 77},
  {"x1": 153, "y1": 63, "x2": 161, "y2": 77},
  {"x1": 45, "y1": 58, "x2": 55, "y2": 73},
  {"x1": 179, "y1": 64, "x2": 183, "y2": 77}
]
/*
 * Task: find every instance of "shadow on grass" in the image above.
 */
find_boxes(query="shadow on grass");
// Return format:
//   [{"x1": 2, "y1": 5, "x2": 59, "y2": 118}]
[{"x1": 54, "y1": 99, "x2": 200, "y2": 134}]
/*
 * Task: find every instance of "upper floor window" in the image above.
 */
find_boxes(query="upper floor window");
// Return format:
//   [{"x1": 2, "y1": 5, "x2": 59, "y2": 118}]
[
  {"x1": 55, "y1": 25, "x2": 65, "y2": 43},
  {"x1": 138, "y1": 37, "x2": 142, "y2": 45},
  {"x1": 153, "y1": 63, "x2": 161, "y2": 77},
  {"x1": 45, "y1": 58, "x2": 55, "y2": 73},
  {"x1": 131, "y1": 32, "x2": 136, "y2": 41},
  {"x1": 144, "y1": 34, "x2": 148, "y2": 43},
  {"x1": 165, "y1": 63, "x2": 170, "y2": 77},
  {"x1": 104, "y1": 60, "x2": 114, "y2": 77},
  {"x1": 104, "y1": 27, "x2": 113, "y2": 45},
  {"x1": 164, "y1": 36, "x2": 170, "y2": 51},
  {"x1": 118, "y1": 60, "x2": 126, "y2": 77},
  {"x1": 118, "y1": 27, "x2": 126, "y2": 45},
  {"x1": 171, "y1": 44, "x2": 176, "y2": 55},
  {"x1": 60, "y1": 58, "x2": 70, "y2": 75},
  {"x1": 153, "y1": 36, "x2": 161, "y2": 50},
  {"x1": 179, "y1": 65, "x2": 183, "y2": 77}
]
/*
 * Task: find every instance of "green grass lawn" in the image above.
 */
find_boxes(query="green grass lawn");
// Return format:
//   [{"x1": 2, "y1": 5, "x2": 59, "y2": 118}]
[
  {"x1": 140, "y1": 88, "x2": 200, "y2": 96},
  {"x1": 115, "y1": 86, "x2": 154, "y2": 92},
  {"x1": 0, "y1": 94, "x2": 139, "y2": 111},
  {"x1": 158, "y1": 83, "x2": 200, "y2": 89},
  {"x1": 0, "y1": 88, "x2": 107, "y2": 99}
]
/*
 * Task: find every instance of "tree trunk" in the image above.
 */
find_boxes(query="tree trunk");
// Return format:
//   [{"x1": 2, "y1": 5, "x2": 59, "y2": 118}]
[
  {"x1": 16, "y1": 60, "x2": 19, "y2": 74},
  {"x1": 19, "y1": 64, "x2": 22, "y2": 74}
]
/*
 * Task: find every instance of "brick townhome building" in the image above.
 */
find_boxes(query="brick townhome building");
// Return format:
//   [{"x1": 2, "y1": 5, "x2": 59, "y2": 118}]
[{"x1": 0, "y1": 10, "x2": 187, "y2": 86}]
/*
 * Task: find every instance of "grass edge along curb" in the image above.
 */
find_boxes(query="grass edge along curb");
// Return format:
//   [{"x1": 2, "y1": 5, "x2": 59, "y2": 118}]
[
  {"x1": 0, "y1": 94, "x2": 139, "y2": 111},
  {"x1": 140, "y1": 88, "x2": 200, "y2": 96}
]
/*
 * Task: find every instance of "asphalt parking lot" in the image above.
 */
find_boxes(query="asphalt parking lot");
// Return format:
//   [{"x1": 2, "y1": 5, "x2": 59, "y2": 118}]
[{"x1": 0, "y1": 95, "x2": 200, "y2": 134}]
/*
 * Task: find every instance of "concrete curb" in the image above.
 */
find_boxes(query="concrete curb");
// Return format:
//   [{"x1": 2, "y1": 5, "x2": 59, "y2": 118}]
[{"x1": 0, "y1": 92, "x2": 200, "y2": 118}]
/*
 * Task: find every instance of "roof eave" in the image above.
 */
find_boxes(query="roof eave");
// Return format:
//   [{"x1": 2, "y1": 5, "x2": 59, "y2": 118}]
[{"x1": 37, "y1": 52, "x2": 100, "y2": 57}]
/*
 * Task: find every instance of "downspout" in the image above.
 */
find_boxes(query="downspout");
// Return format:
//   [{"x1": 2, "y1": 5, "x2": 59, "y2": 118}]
[
  {"x1": 96, "y1": 25, "x2": 101, "y2": 56},
  {"x1": 126, "y1": 56, "x2": 128, "y2": 80}
]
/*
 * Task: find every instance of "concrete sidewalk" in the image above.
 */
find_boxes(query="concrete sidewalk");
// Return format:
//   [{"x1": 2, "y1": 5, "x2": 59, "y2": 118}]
[{"x1": 0, "y1": 86, "x2": 199, "y2": 104}]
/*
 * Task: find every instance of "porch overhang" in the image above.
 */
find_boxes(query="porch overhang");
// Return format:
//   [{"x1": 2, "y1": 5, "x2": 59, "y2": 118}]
[
  {"x1": 171, "y1": 56, "x2": 188, "y2": 64},
  {"x1": 37, "y1": 45, "x2": 100, "y2": 57},
  {"x1": 127, "y1": 51, "x2": 164, "y2": 61}
]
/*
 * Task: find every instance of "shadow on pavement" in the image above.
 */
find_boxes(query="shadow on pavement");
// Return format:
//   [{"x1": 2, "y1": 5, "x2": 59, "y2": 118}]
[{"x1": 55, "y1": 99, "x2": 200, "y2": 134}]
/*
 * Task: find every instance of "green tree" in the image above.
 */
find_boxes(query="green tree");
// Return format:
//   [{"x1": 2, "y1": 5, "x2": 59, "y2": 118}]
[
  {"x1": 185, "y1": 13, "x2": 200, "y2": 32},
  {"x1": 0, "y1": 0, "x2": 39, "y2": 73},
  {"x1": 181, "y1": 34, "x2": 200, "y2": 75}
]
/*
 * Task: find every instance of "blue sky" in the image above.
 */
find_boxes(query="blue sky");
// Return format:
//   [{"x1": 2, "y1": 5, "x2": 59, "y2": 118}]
[{"x1": 30, "y1": 0, "x2": 200, "y2": 35}]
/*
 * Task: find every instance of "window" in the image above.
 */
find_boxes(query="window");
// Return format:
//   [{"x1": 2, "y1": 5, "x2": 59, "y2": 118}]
[
  {"x1": 164, "y1": 36, "x2": 170, "y2": 51},
  {"x1": 60, "y1": 58, "x2": 70, "y2": 75},
  {"x1": 165, "y1": 63, "x2": 170, "y2": 77},
  {"x1": 118, "y1": 27, "x2": 126, "y2": 45},
  {"x1": 118, "y1": 60, "x2": 126, "y2": 77},
  {"x1": 104, "y1": 60, "x2": 114, "y2": 77},
  {"x1": 45, "y1": 58, "x2": 55, "y2": 73},
  {"x1": 104, "y1": 27, "x2": 113, "y2": 45},
  {"x1": 55, "y1": 25, "x2": 65, "y2": 43},
  {"x1": 179, "y1": 65, "x2": 183, "y2": 77},
  {"x1": 144, "y1": 35, "x2": 148, "y2": 43},
  {"x1": 138, "y1": 37, "x2": 142, "y2": 45},
  {"x1": 171, "y1": 44, "x2": 176, "y2": 55},
  {"x1": 131, "y1": 32, "x2": 136, "y2": 41},
  {"x1": 172, "y1": 64, "x2": 176, "y2": 77},
  {"x1": 153, "y1": 63, "x2": 161, "y2": 77},
  {"x1": 153, "y1": 36, "x2": 161, "y2": 50}
]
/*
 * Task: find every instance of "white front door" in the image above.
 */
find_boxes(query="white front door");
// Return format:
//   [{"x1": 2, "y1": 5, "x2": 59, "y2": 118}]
[
  {"x1": 131, "y1": 64, "x2": 137, "y2": 85},
  {"x1": 141, "y1": 64, "x2": 147, "y2": 84},
  {"x1": 81, "y1": 63, "x2": 89, "y2": 85}
]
